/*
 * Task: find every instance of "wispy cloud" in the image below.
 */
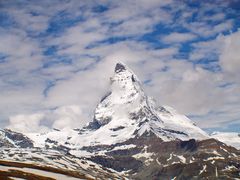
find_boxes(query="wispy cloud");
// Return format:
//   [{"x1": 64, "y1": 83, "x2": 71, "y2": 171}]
[
  {"x1": 162, "y1": 32, "x2": 197, "y2": 44},
  {"x1": 219, "y1": 30, "x2": 240, "y2": 77}
]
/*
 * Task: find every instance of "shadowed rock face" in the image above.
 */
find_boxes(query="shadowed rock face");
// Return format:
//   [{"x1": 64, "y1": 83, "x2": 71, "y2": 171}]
[
  {"x1": 86, "y1": 119, "x2": 102, "y2": 130},
  {"x1": 0, "y1": 129, "x2": 33, "y2": 148},
  {"x1": 115, "y1": 62, "x2": 126, "y2": 73},
  {"x1": 0, "y1": 138, "x2": 15, "y2": 148},
  {"x1": 180, "y1": 139, "x2": 197, "y2": 151},
  {"x1": 90, "y1": 156, "x2": 143, "y2": 172}
]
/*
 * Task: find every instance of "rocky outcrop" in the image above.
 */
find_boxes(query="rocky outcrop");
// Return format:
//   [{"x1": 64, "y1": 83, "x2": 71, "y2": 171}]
[{"x1": 0, "y1": 129, "x2": 33, "y2": 148}]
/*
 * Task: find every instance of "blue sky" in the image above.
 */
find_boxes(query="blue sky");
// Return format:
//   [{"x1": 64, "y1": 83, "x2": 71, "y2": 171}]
[{"x1": 0, "y1": 0, "x2": 240, "y2": 133}]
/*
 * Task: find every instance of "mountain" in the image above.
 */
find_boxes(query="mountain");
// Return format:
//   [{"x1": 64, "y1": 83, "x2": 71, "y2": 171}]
[
  {"x1": 24, "y1": 62, "x2": 209, "y2": 148},
  {"x1": 88, "y1": 62, "x2": 209, "y2": 143},
  {"x1": 0, "y1": 63, "x2": 239, "y2": 179}
]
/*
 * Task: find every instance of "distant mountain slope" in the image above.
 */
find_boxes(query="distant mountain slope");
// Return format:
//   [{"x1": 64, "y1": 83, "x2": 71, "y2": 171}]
[{"x1": 211, "y1": 132, "x2": 240, "y2": 149}]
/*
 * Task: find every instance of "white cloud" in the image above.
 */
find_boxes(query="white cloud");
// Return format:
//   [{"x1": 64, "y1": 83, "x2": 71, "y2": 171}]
[
  {"x1": 145, "y1": 60, "x2": 224, "y2": 116},
  {"x1": 162, "y1": 32, "x2": 197, "y2": 43},
  {"x1": 189, "y1": 30, "x2": 240, "y2": 79},
  {"x1": 39, "y1": 34, "x2": 180, "y2": 125},
  {"x1": 6, "y1": 105, "x2": 88, "y2": 133},
  {"x1": 0, "y1": 29, "x2": 46, "y2": 125},
  {"x1": 202, "y1": 13, "x2": 226, "y2": 22},
  {"x1": 6, "y1": 113, "x2": 48, "y2": 133},
  {"x1": 51, "y1": 105, "x2": 86, "y2": 130},
  {"x1": 186, "y1": 20, "x2": 233, "y2": 38},
  {"x1": 219, "y1": 30, "x2": 240, "y2": 75},
  {"x1": 146, "y1": 31, "x2": 240, "y2": 129},
  {"x1": 168, "y1": 2, "x2": 233, "y2": 38},
  {"x1": 189, "y1": 33, "x2": 228, "y2": 62}
]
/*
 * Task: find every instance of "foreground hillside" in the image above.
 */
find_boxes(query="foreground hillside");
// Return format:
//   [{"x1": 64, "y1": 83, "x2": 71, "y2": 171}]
[{"x1": 0, "y1": 148, "x2": 125, "y2": 179}]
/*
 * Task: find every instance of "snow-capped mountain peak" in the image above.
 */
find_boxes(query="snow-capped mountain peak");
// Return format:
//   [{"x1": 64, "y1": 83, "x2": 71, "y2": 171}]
[
  {"x1": 85, "y1": 63, "x2": 209, "y2": 145},
  {"x1": 111, "y1": 62, "x2": 144, "y2": 102},
  {"x1": 94, "y1": 62, "x2": 145, "y2": 126},
  {"x1": 114, "y1": 62, "x2": 128, "y2": 73}
]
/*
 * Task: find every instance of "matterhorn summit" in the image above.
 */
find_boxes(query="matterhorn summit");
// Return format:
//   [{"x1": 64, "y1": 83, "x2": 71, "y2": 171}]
[
  {"x1": 94, "y1": 62, "x2": 145, "y2": 126},
  {"x1": 84, "y1": 62, "x2": 209, "y2": 145}
]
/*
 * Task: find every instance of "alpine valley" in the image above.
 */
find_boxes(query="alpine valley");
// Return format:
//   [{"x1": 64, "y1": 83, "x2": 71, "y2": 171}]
[{"x1": 0, "y1": 63, "x2": 239, "y2": 180}]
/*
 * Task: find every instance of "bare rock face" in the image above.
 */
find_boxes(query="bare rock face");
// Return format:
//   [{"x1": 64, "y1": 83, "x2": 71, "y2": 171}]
[{"x1": 115, "y1": 62, "x2": 127, "y2": 73}]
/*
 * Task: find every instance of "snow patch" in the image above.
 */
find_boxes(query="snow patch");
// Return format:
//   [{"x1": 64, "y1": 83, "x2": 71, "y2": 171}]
[
  {"x1": 112, "y1": 144, "x2": 136, "y2": 151},
  {"x1": 177, "y1": 155, "x2": 186, "y2": 163},
  {"x1": 199, "y1": 165, "x2": 207, "y2": 175}
]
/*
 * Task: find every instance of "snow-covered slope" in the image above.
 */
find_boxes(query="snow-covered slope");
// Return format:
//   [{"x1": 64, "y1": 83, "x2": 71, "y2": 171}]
[{"x1": 211, "y1": 132, "x2": 240, "y2": 149}]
